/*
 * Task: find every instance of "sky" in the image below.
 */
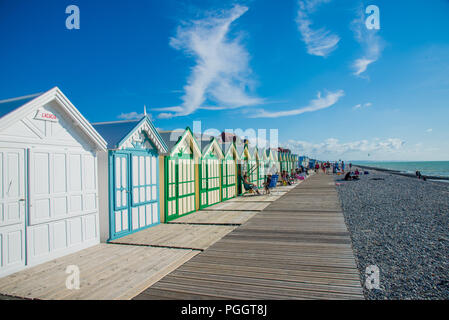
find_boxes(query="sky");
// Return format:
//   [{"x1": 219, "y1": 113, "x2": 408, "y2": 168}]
[{"x1": 1, "y1": 0, "x2": 448, "y2": 161}]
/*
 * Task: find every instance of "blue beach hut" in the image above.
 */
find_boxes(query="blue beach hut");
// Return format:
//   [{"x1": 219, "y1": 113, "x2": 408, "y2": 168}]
[{"x1": 93, "y1": 116, "x2": 168, "y2": 242}]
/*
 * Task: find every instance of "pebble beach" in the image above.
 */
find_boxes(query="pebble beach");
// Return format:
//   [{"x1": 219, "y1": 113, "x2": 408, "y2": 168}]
[{"x1": 335, "y1": 168, "x2": 449, "y2": 299}]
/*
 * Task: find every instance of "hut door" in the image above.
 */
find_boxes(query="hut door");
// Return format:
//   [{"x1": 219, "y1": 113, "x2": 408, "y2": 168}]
[
  {"x1": 0, "y1": 148, "x2": 26, "y2": 277},
  {"x1": 112, "y1": 154, "x2": 130, "y2": 238},
  {"x1": 207, "y1": 159, "x2": 220, "y2": 206},
  {"x1": 130, "y1": 152, "x2": 159, "y2": 231},
  {"x1": 199, "y1": 159, "x2": 208, "y2": 208},
  {"x1": 200, "y1": 158, "x2": 220, "y2": 208},
  {"x1": 258, "y1": 161, "x2": 264, "y2": 188},
  {"x1": 227, "y1": 160, "x2": 236, "y2": 198},
  {"x1": 222, "y1": 159, "x2": 236, "y2": 201},
  {"x1": 112, "y1": 152, "x2": 159, "y2": 239},
  {"x1": 221, "y1": 159, "x2": 228, "y2": 200},
  {"x1": 165, "y1": 157, "x2": 177, "y2": 221},
  {"x1": 176, "y1": 157, "x2": 195, "y2": 217}
]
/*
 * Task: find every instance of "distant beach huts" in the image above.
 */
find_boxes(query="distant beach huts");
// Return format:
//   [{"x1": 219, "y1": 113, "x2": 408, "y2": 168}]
[{"x1": 0, "y1": 87, "x2": 302, "y2": 278}]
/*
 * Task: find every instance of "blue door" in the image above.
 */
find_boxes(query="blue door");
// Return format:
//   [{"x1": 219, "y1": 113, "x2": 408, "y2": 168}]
[{"x1": 110, "y1": 150, "x2": 159, "y2": 240}]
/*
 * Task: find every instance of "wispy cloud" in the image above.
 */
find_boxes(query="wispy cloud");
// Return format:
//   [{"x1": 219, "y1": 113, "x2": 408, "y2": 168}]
[
  {"x1": 250, "y1": 90, "x2": 344, "y2": 118},
  {"x1": 285, "y1": 137, "x2": 405, "y2": 158},
  {"x1": 353, "y1": 102, "x2": 372, "y2": 110},
  {"x1": 426, "y1": 128, "x2": 433, "y2": 133},
  {"x1": 156, "y1": 5, "x2": 262, "y2": 118},
  {"x1": 352, "y1": 7, "x2": 384, "y2": 76},
  {"x1": 295, "y1": 0, "x2": 340, "y2": 57}
]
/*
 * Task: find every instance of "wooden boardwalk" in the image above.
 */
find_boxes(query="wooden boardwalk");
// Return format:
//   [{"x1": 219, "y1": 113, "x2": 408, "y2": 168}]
[
  {"x1": 110, "y1": 224, "x2": 236, "y2": 251},
  {"x1": 0, "y1": 244, "x2": 198, "y2": 300},
  {"x1": 135, "y1": 174, "x2": 364, "y2": 300},
  {"x1": 169, "y1": 210, "x2": 258, "y2": 225},
  {"x1": 205, "y1": 201, "x2": 271, "y2": 211}
]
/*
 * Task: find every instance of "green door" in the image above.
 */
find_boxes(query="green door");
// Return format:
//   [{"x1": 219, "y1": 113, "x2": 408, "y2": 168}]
[
  {"x1": 200, "y1": 156, "x2": 220, "y2": 208},
  {"x1": 222, "y1": 158, "x2": 236, "y2": 201},
  {"x1": 165, "y1": 155, "x2": 196, "y2": 221}
]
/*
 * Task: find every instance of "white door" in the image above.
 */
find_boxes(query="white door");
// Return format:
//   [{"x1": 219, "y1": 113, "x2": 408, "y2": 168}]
[{"x1": 0, "y1": 148, "x2": 26, "y2": 277}]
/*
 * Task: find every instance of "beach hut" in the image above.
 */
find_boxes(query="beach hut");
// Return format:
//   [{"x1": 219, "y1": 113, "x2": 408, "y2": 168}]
[
  {"x1": 221, "y1": 141, "x2": 239, "y2": 201},
  {"x1": 93, "y1": 116, "x2": 168, "y2": 241},
  {"x1": 235, "y1": 141, "x2": 252, "y2": 195},
  {"x1": 268, "y1": 148, "x2": 280, "y2": 173},
  {"x1": 248, "y1": 146, "x2": 259, "y2": 186},
  {"x1": 198, "y1": 137, "x2": 224, "y2": 209},
  {"x1": 0, "y1": 87, "x2": 107, "y2": 277},
  {"x1": 256, "y1": 147, "x2": 267, "y2": 188},
  {"x1": 279, "y1": 149, "x2": 287, "y2": 172},
  {"x1": 265, "y1": 149, "x2": 276, "y2": 175},
  {"x1": 158, "y1": 128, "x2": 201, "y2": 222}
]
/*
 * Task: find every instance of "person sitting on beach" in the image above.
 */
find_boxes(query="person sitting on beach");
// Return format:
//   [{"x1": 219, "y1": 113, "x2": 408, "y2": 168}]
[
  {"x1": 344, "y1": 171, "x2": 360, "y2": 181},
  {"x1": 243, "y1": 174, "x2": 261, "y2": 195},
  {"x1": 354, "y1": 169, "x2": 360, "y2": 176},
  {"x1": 291, "y1": 169, "x2": 297, "y2": 182}
]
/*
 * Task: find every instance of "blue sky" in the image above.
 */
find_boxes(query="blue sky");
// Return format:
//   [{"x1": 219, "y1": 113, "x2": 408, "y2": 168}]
[{"x1": 1, "y1": 0, "x2": 448, "y2": 160}]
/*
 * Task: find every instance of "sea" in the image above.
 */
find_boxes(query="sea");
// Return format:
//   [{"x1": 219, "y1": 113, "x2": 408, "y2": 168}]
[{"x1": 351, "y1": 161, "x2": 449, "y2": 179}]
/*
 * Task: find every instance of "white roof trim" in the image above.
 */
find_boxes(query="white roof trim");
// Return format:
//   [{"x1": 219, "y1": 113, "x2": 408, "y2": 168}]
[
  {"x1": 170, "y1": 129, "x2": 201, "y2": 157},
  {"x1": 203, "y1": 139, "x2": 224, "y2": 160},
  {"x1": 0, "y1": 87, "x2": 107, "y2": 151},
  {"x1": 118, "y1": 117, "x2": 168, "y2": 153}
]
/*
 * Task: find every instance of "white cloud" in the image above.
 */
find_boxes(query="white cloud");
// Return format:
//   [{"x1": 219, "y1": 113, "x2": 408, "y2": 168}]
[
  {"x1": 295, "y1": 0, "x2": 340, "y2": 57},
  {"x1": 117, "y1": 111, "x2": 153, "y2": 120},
  {"x1": 426, "y1": 128, "x2": 433, "y2": 133},
  {"x1": 156, "y1": 5, "x2": 262, "y2": 118},
  {"x1": 351, "y1": 8, "x2": 384, "y2": 76},
  {"x1": 285, "y1": 137, "x2": 405, "y2": 159},
  {"x1": 353, "y1": 102, "x2": 372, "y2": 110},
  {"x1": 250, "y1": 90, "x2": 344, "y2": 118}
]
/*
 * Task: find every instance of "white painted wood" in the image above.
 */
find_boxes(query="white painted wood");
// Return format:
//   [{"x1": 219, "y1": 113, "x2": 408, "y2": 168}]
[
  {"x1": 0, "y1": 89, "x2": 103, "y2": 278},
  {"x1": 0, "y1": 148, "x2": 26, "y2": 277}
]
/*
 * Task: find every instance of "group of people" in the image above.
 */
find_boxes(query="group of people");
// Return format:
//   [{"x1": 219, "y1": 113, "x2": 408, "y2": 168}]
[
  {"x1": 242, "y1": 166, "x2": 309, "y2": 196},
  {"x1": 344, "y1": 169, "x2": 360, "y2": 181},
  {"x1": 314, "y1": 161, "x2": 352, "y2": 175},
  {"x1": 415, "y1": 170, "x2": 427, "y2": 181}
]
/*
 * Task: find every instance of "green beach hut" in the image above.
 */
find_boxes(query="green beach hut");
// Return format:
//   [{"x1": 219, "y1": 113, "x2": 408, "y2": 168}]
[{"x1": 159, "y1": 128, "x2": 202, "y2": 222}]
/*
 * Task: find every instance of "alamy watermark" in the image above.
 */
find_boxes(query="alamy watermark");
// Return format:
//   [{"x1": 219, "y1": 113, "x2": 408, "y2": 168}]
[
  {"x1": 365, "y1": 5, "x2": 380, "y2": 30},
  {"x1": 65, "y1": 5, "x2": 80, "y2": 30},
  {"x1": 65, "y1": 265, "x2": 80, "y2": 290},
  {"x1": 365, "y1": 265, "x2": 380, "y2": 290}
]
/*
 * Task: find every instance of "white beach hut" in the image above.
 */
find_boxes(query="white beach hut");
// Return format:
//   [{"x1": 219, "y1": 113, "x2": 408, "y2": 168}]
[{"x1": 0, "y1": 87, "x2": 107, "y2": 278}]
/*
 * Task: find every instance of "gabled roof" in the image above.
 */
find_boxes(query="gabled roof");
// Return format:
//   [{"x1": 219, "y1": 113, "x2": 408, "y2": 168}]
[
  {"x1": 158, "y1": 129, "x2": 185, "y2": 151},
  {"x1": 258, "y1": 147, "x2": 267, "y2": 160},
  {"x1": 92, "y1": 119, "x2": 141, "y2": 149},
  {"x1": 193, "y1": 132, "x2": 215, "y2": 154},
  {"x1": 221, "y1": 141, "x2": 240, "y2": 160},
  {"x1": 0, "y1": 87, "x2": 107, "y2": 151},
  {"x1": 248, "y1": 146, "x2": 257, "y2": 159},
  {"x1": 93, "y1": 116, "x2": 167, "y2": 153},
  {"x1": 158, "y1": 127, "x2": 201, "y2": 157},
  {"x1": 202, "y1": 137, "x2": 224, "y2": 159},
  {"x1": 235, "y1": 141, "x2": 251, "y2": 160}
]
